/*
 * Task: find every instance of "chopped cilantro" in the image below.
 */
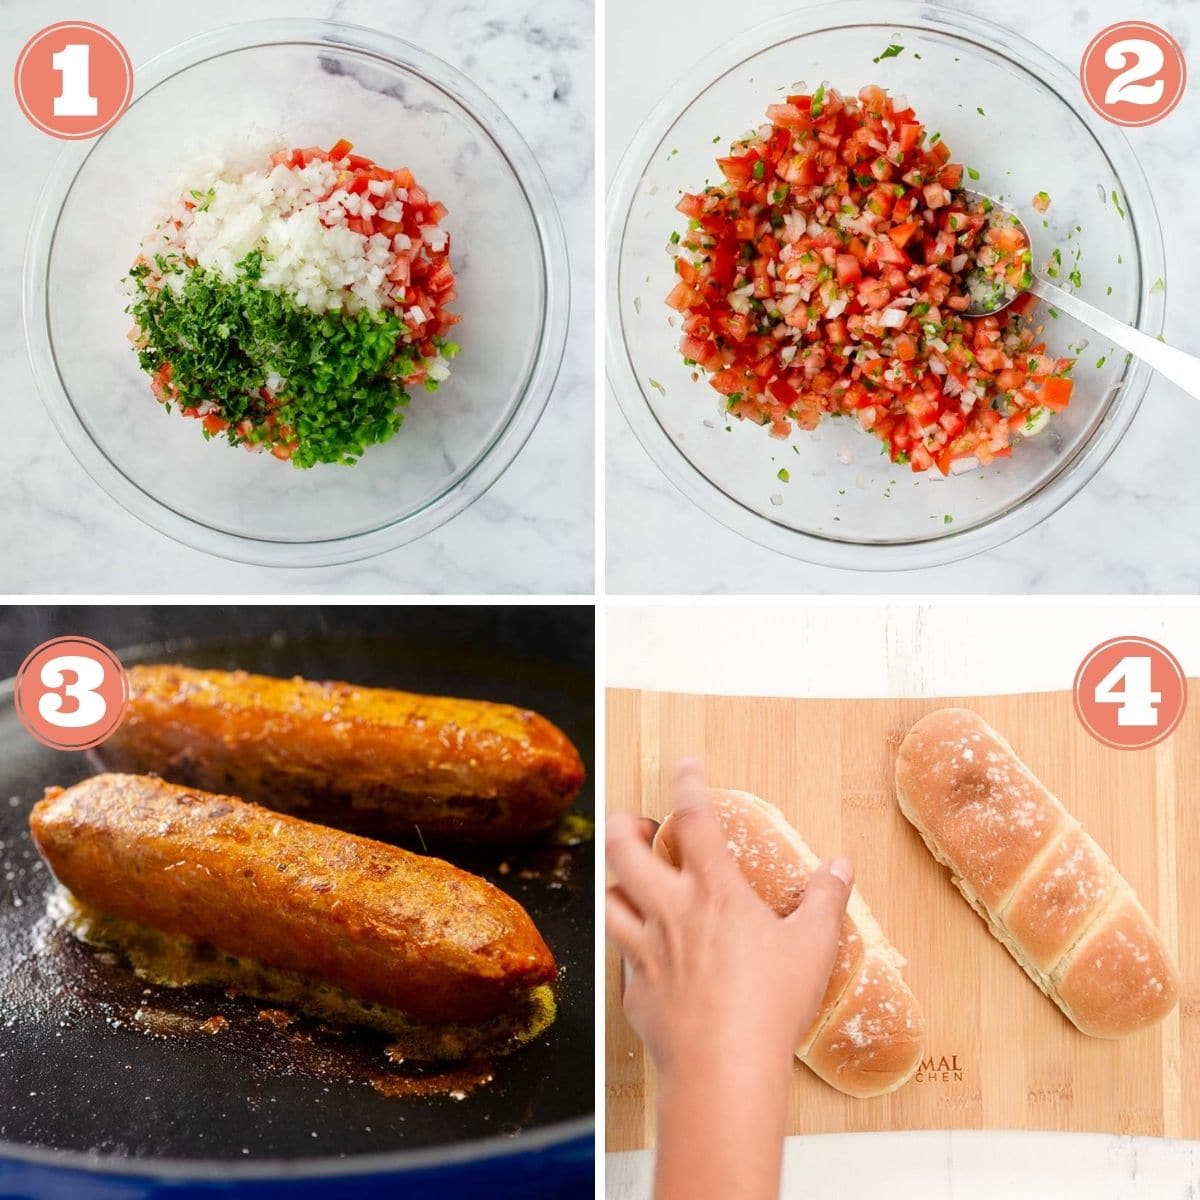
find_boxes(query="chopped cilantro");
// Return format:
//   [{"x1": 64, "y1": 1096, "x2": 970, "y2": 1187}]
[
  {"x1": 777, "y1": 467, "x2": 790, "y2": 482},
  {"x1": 188, "y1": 187, "x2": 216, "y2": 213},
  {"x1": 966, "y1": 166, "x2": 980, "y2": 181},
  {"x1": 1111, "y1": 190, "x2": 1125, "y2": 218},
  {"x1": 873, "y1": 43, "x2": 904, "y2": 63},
  {"x1": 125, "y1": 253, "x2": 419, "y2": 468},
  {"x1": 811, "y1": 84, "x2": 826, "y2": 117}
]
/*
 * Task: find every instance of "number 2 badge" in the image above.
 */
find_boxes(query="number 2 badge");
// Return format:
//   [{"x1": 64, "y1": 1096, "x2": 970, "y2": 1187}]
[{"x1": 1080, "y1": 21, "x2": 1186, "y2": 127}]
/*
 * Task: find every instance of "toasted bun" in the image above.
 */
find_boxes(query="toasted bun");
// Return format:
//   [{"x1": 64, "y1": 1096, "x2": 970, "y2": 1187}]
[
  {"x1": 896, "y1": 708, "x2": 1179, "y2": 1039},
  {"x1": 653, "y1": 787, "x2": 924, "y2": 1097}
]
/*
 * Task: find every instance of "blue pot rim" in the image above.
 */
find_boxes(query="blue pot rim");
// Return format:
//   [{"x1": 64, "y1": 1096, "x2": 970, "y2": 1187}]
[{"x1": 0, "y1": 1118, "x2": 594, "y2": 1181}]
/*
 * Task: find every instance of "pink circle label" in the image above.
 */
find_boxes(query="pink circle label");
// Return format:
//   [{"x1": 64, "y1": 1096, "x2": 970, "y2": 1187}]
[
  {"x1": 1073, "y1": 636, "x2": 1186, "y2": 750},
  {"x1": 14, "y1": 21, "x2": 134, "y2": 140},
  {"x1": 14, "y1": 637, "x2": 130, "y2": 751},
  {"x1": 1080, "y1": 21, "x2": 1186, "y2": 127}
]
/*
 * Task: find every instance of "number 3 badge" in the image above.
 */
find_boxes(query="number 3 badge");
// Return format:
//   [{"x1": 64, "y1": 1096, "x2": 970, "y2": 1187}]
[
  {"x1": 1074, "y1": 636, "x2": 1187, "y2": 750},
  {"x1": 14, "y1": 637, "x2": 130, "y2": 751}
]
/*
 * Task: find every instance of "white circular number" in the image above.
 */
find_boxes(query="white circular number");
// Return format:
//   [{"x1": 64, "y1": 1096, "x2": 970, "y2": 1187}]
[
  {"x1": 1093, "y1": 654, "x2": 1162, "y2": 727},
  {"x1": 1103, "y1": 38, "x2": 1166, "y2": 107},
  {"x1": 37, "y1": 654, "x2": 107, "y2": 729},
  {"x1": 50, "y1": 43, "x2": 99, "y2": 117}
]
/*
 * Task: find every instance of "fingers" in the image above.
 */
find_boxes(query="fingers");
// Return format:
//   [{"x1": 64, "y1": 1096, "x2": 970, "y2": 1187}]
[
  {"x1": 635, "y1": 815, "x2": 660, "y2": 845},
  {"x1": 605, "y1": 883, "x2": 644, "y2": 961},
  {"x1": 785, "y1": 857, "x2": 854, "y2": 964},
  {"x1": 606, "y1": 810, "x2": 676, "y2": 915},
  {"x1": 664, "y1": 759, "x2": 735, "y2": 884}
]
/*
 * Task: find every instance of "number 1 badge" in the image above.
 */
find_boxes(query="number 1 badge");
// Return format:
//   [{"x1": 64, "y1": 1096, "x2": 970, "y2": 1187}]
[{"x1": 14, "y1": 21, "x2": 133, "y2": 140}]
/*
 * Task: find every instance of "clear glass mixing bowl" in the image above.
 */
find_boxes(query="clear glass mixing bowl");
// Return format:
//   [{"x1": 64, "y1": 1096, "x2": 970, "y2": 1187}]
[
  {"x1": 25, "y1": 20, "x2": 569, "y2": 567},
  {"x1": 606, "y1": 0, "x2": 1165, "y2": 570}
]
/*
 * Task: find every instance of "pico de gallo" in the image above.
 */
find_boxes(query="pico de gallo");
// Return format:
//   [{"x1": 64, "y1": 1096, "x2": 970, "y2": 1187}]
[
  {"x1": 666, "y1": 85, "x2": 1073, "y2": 473},
  {"x1": 126, "y1": 139, "x2": 460, "y2": 468}
]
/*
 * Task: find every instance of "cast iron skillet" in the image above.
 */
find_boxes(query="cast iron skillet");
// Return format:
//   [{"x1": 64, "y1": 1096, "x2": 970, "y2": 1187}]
[{"x1": 0, "y1": 620, "x2": 594, "y2": 1199}]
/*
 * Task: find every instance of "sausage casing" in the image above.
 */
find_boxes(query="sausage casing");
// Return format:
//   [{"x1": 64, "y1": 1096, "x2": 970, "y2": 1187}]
[
  {"x1": 96, "y1": 665, "x2": 586, "y2": 841},
  {"x1": 30, "y1": 774, "x2": 556, "y2": 1024}
]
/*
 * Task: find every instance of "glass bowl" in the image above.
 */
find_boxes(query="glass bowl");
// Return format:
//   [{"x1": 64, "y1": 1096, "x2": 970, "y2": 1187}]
[
  {"x1": 606, "y1": 0, "x2": 1165, "y2": 570},
  {"x1": 25, "y1": 19, "x2": 569, "y2": 568}
]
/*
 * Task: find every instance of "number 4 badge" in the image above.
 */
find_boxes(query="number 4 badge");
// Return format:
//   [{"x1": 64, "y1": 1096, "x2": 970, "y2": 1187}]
[{"x1": 1074, "y1": 636, "x2": 1187, "y2": 750}]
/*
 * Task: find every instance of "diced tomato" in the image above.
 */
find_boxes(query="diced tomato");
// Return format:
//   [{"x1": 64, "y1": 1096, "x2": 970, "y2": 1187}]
[
  {"x1": 711, "y1": 367, "x2": 751, "y2": 396},
  {"x1": 766, "y1": 103, "x2": 813, "y2": 133},
  {"x1": 779, "y1": 154, "x2": 819, "y2": 185},
  {"x1": 836, "y1": 254, "x2": 862, "y2": 285},
  {"x1": 897, "y1": 122, "x2": 922, "y2": 153},
  {"x1": 661, "y1": 83, "x2": 1074, "y2": 476},
  {"x1": 328, "y1": 138, "x2": 353, "y2": 161},
  {"x1": 768, "y1": 378, "x2": 798, "y2": 405},
  {"x1": 1041, "y1": 377, "x2": 1073, "y2": 410}
]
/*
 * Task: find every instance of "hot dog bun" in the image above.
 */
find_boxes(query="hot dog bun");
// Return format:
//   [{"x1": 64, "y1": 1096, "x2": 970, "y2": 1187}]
[
  {"x1": 895, "y1": 708, "x2": 1179, "y2": 1038},
  {"x1": 652, "y1": 787, "x2": 925, "y2": 1098}
]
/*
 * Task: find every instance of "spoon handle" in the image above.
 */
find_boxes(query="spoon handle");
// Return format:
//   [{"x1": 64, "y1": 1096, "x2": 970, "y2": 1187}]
[{"x1": 1029, "y1": 276, "x2": 1199, "y2": 401}]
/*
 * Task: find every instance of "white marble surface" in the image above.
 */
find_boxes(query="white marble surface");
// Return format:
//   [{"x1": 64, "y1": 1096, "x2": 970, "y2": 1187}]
[
  {"x1": 605, "y1": 0, "x2": 1200, "y2": 595},
  {"x1": 609, "y1": 1131, "x2": 1200, "y2": 1199},
  {"x1": 606, "y1": 597, "x2": 1200, "y2": 696},
  {"x1": 604, "y1": 601, "x2": 1200, "y2": 1195},
  {"x1": 1, "y1": 0, "x2": 593, "y2": 594}
]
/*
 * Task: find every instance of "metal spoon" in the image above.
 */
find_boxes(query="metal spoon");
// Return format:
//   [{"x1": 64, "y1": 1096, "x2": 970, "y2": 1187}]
[{"x1": 961, "y1": 189, "x2": 1196, "y2": 399}]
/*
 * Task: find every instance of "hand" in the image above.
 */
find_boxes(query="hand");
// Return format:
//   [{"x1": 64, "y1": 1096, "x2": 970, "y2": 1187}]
[
  {"x1": 605, "y1": 759, "x2": 853, "y2": 1200},
  {"x1": 606, "y1": 759, "x2": 854, "y2": 1075}
]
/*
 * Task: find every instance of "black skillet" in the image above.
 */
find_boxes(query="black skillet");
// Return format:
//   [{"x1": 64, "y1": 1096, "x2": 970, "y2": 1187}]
[{"x1": 0, "y1": 606, "x2": 594, "y2": 1198}]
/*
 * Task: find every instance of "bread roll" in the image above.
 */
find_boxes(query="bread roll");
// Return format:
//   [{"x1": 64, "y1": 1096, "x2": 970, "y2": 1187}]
[
  {"x1": 895, "y1": 708, "x2": 1179, "y2": 1038},
  {"x1": 652, "y1": 788, "x2": 925, "y2": 1098}
]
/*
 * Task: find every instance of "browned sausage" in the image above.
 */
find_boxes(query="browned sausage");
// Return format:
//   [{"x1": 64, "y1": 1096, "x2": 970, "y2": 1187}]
[
  {"x1": 30, "y1": 774, "x2": 556, "y2": 1024},
  {"x1": 96, "y1": 665, "x2": 586, "y2": 841}
]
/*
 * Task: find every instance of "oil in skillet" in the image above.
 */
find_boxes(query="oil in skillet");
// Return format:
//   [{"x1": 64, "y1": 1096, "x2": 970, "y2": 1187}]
[{"x1": 49, "y1": 889, "x2": 554, "y2": 1100}]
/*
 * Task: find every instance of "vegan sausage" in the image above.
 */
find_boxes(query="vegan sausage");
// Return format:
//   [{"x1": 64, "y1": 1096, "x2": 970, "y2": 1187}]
[
  {"x1": 30, "y1": 773, "x2": 556, "y2": 1024},
  {"x1": 96, "y1": 665, "x2": 586, "y2": 841}
]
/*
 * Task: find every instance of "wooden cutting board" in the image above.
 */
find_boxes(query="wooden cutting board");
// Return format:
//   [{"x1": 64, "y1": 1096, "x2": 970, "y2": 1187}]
[{"x1": 605, "y1": 687, "x2": 1200, "y2": 1151}]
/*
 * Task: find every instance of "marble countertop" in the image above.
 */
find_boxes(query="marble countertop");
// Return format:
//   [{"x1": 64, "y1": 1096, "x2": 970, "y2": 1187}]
[
  {"x1": 1, "y1": 0, "x2": 593, "y2": 594},
  {"x1": 609, "y1": 1131, "x2": 1200, "y2": 1199},
  {"x1": 605, "y1": 0, "x2": 1200, "y2": 595},
  {"x1": 604, "y1": 601, "x2": 1200, "y2": 1195}
]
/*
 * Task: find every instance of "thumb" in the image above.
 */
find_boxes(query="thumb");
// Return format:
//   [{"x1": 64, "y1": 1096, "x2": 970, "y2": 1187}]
[{"x1": 784, "y1": 857, "x2": 854, "y2": 956}]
